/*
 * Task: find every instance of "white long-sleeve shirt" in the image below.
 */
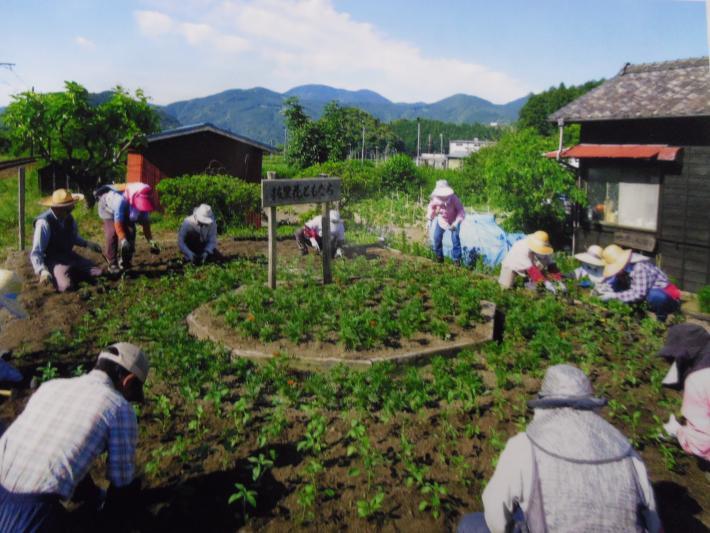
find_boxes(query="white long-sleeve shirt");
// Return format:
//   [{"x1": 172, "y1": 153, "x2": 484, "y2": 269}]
[
  {"x1": 30, "y1": 214, "x2": 88, "y2": 275},
  {"x1": 177, "y1": 215, "x2": 217, "y2": 261},
  {"x1": 482, "y1": 431, "x2": 661, "y2": 533},
  {"x1": 305, "y1": 215, "x2": 345, "y2": 243}
]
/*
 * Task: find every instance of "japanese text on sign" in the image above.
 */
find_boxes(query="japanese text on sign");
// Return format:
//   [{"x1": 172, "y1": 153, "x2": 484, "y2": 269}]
[{"x1": 262, "y1": 177, "x2": 341, "y2": 208}]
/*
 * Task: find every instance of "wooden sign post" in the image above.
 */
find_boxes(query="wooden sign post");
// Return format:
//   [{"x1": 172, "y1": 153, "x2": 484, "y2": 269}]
[{"x1": 261, "y1": 175, "x2": 341, "y2": 289}]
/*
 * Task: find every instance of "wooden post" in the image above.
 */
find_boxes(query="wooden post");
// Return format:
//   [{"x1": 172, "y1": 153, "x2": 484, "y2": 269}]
[
  {"x1": 322, "y1": 202, "x2": 332, "y2": 284},
  {"x1": 267, "y1": 171, "x2": 277, "y2": 289},
  {"x1": 18, "y1": 167, "x2": 26, "y2": 251}
]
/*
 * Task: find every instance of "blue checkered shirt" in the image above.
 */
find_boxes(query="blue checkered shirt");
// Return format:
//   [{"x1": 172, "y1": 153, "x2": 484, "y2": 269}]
[
  {"x1": 0, "y1": 370, "x2": 137, "y2": 499},
  {"x1": 607, "y1": 261, "x2": 670, "y2": 303}
]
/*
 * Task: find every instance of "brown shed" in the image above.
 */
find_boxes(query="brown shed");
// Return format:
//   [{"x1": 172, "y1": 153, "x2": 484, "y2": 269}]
[
  {"x1": 126, "y1": 122, "x2": 278, "y2": 199},
  {"x1": 548, "y1": 57, "x2": 710, "y2": 292}
]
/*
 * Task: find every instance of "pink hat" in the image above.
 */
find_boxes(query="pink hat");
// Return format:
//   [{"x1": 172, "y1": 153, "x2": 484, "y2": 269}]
[{"x1": 125, "y1": 182, "x2": 156, "y2": 213}]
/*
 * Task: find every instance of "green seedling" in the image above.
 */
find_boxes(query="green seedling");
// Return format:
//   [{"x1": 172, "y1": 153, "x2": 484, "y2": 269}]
[
  {"x1": 249, "y1": 449, "x2": 276, "y2": 483},
  {"x1": 228, "y1": 482, "x2": 257, "y2": 518},
  {"x1": 419, "y1": 481, "x2": 447, "y2": 520},
  {"x1": 357, "y1": 489, "x2": 385, "y2": 519}
]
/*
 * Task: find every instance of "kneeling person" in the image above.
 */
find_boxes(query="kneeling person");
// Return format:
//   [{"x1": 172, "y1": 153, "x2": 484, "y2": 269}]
[
  {"x1": 0, "y1": 343, "x2": 149, "y2": 531},
  {"x1": 178, "y1": 204, "x2": 220, "y2": 264},
  {"x1": 30, "y1": 189, "x2": 103, "y2": 292},
  {"x1": 295, "y1": 210, "x2": 345, "y2": 258}
]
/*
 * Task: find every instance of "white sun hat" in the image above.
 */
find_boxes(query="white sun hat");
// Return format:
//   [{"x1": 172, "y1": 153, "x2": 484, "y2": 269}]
[
  {"x1": 194, "y1": 204, "x2": 215, "y2": 225},
  {"x1": 431, "y1": 180, "x2": 454, "y2": 198},
  {"x1": 574, "y1": 245, "x2": 605, "y2": 267}
]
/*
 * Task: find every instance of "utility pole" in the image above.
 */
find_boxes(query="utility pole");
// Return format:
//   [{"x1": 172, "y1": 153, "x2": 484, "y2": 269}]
[
  {"x1": 361, "y1": 126, "x2": 366, "y2": 161},
  {"x1": 416, "y1": 119, "x2": 421, "y2": 165}
]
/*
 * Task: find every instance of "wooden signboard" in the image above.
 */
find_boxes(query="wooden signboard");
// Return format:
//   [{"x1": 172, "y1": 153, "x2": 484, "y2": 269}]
[
  {"x1": 262, "y1": 178, "x2": 341, "y2": 208},
  {"x1": 614, "y1": 230, "x2": 656, "y2": 252},
  {"x1": 262, "y1": 174, "x2": 342, "y2": 289}
]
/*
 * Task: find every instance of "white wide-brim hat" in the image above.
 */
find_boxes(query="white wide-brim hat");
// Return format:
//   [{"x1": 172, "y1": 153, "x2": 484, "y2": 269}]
[
  {"x1": 194, "y1": 204, "x2": 215, "y2": 225},
  {"x1": 431, "y1": 180, "x2": 454, "y2": 198},
  {"x1": 0, "y1": 269, "x2": 27, "y2": 319},
  {"x1": 329, "y1": 210, "x2": 342, "y2": 225},
  {"x1": 574, "y1": 244, "x2": 605, "y2": 267}
]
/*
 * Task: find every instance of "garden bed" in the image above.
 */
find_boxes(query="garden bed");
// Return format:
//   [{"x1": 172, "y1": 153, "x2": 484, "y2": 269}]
[{"x1": 187, "y1": 257, "x2": 496, "y2": 368}]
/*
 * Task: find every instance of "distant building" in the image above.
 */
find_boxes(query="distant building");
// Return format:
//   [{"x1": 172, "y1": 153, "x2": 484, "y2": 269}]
[
  {"x1": 548, "y1": 57, "x2": 710, "y2": 291},
  {"x1": 126, "y1": 122, "x2": 277, "y2": 202},
  {"x1": 416, "y1": 138, "x2": 495, "y2": 170}
]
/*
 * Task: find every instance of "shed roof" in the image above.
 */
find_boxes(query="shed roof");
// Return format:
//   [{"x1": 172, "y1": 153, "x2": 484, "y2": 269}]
[
  {"x1": 550, "y1": 57, "x2": 710, "y2": 123},
  {"x1": 545, "y1": 144, "x2": 682, "y2": 161},
  {"x1": 147, "y1": 123, "x2": 278, "y2": 153}
]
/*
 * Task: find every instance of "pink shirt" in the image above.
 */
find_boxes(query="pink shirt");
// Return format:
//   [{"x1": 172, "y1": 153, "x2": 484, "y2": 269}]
[
  {"x1": 677, "y1": 368, "x2": 710, "y2": 461},
  {"x1": 426, "y1": 194, "x2": 465, "y2": 226}
]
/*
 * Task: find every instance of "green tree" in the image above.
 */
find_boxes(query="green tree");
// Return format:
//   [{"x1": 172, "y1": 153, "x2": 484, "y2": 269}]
[
  {"x1": 389, "y1": 118, "x2": 504, "y2": 156},
  {"x1": 4, "y1": 81, "x2": 159, "y2": 201},
  {"x1": 283, "y1": 97, "x2": 327, "y2": 169},
  {"x1": 518, "y1": 80, "x2": 603, "y2": 136},
  {"x1": 475, "y1": 128, "x2": 585, "y2": 237}
]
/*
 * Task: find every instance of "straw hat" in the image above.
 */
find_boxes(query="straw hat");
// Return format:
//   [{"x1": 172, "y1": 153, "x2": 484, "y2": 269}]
[
  {"x1": 602, "y1": 244, "x2": 632, "y2": 278},
  {"x1": 574, "y1": 244, "x2": 604, "y2": 267},
  {"x1": 431, "y1": 180, "x2": 454, "y2": 198},
  {"x1": 0, "y1": 269, "x2": 27, "y2": 319},
  {"x1": 526, "y1": 230, "x2": 553, "y2": 256},
  {"x1": 194, "y1": 204, "x2": 215, "y2": 225},
  {"x1": 528, "y1": 364, "x2": 606, "y2": 410},
  {"x1": 39, "y1": 188, "x2": 84, "y2": 208}
]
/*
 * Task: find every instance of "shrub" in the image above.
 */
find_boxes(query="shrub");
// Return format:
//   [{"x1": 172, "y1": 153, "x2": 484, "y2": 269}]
[
  {"x1": 156, "y1": 174, "x2": 260, "y2": 229},
  {"x1": 379, "y1": 154, "x2": 421, "y2": 193},
  {"x1": 698, "y1": 285, "x2": 710, "y2": 314}
]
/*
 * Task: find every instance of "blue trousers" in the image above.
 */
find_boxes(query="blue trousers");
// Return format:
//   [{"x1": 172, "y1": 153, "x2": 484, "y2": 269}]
[
  {"x1": 457, "y1": 512, "x2": 491, "y2": 533},
  {"x1": 646, "y1": 288, "x2": 679, "y2": 322},
  {"x1": 432, "y1": 222, "x2": 462, "y2": 261},
  {"x1": 0, "y1": 484, "x2": 64, "y2": 532}
]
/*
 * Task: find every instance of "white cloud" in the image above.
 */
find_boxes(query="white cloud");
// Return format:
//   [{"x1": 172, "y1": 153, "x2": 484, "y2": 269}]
[
  {"x1": 74, "y1": 36, "x2": 95, "y2": 49},
  {"x1": 133, "y1": 0, "x2": 529, "y2": 103}
]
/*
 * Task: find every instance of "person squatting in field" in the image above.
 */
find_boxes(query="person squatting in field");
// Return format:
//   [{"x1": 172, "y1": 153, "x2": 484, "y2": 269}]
[
  {"x1": 0, "y1": 343, "x2": 150, "y2": 532},
  {"x1": 597, "y1": 244, "x2": 680, "y2": 322},
  {"x1": 658, "y1": 324, "x2": 710, "y2": 480},
  {"x1": 177, "y1": 204, "x2": 221, "y2": 265},
  {"x1": 427, "y1": 180, "x2": 465, "y2": 265},
  {"x1": 498, "y1": 230, "x2": 565, "y2": 294},
  {"x1": 295, "y1": 210, "x2": 345, "y2": 258},
  {"x1": 0, "y1": 270, "x2": 26, "y2": 432},
  {"x1": 30, "y1": 189, "x2": 103, "y2": 293},
  {"x1": 457, "y1": 364, "x2": 662, "y2": 533},
  {"x1": 94, "y1": 182, "x2": 161, "y2": 274}
]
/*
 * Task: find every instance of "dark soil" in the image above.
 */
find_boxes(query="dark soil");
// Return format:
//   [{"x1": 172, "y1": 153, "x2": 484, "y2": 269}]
[{"x1": 1, "y1": 235, "x2": 709, "y2": 532}]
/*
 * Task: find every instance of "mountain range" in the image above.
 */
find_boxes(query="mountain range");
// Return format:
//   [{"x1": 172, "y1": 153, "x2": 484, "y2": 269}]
[{"x1": 162, "y1": 85, "x2": 529, "y2": 146}]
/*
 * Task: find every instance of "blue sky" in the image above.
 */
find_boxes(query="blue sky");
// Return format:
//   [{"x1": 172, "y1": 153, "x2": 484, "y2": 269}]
[{"x1": 1, "y1": 0, "x2": 707, "y2": 106}]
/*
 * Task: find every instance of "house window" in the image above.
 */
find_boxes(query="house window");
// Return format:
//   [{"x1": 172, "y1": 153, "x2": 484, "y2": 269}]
[{"x1": 587, "y1": 165, "x2": 660, "y2": 231}]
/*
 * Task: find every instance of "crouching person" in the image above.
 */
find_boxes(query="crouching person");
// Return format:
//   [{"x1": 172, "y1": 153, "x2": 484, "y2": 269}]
[
  {"x1": 30, "y1": 189, "x2": 103, "y2": 292},
  {"x1": 498, "y1": 231, "x2": 564, "y2": 294},
  {"x1": 0, "y1": 343, "x2": 149, "y2": 532},
  {"x1": 295, "y1": 210, "x2": 345, "y2": 258},
  {"x1": 178, "y1": 204, "x2": 220, "y2": 265},
  {"x1": 457, "y1": 364, "x2": 661, "y2": 533}
]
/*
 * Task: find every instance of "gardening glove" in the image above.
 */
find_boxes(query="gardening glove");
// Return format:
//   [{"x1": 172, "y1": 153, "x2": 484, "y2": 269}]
[
  {"x1": 543, "y1": 280, "x2": 557, "y2": 294},
  {"x1": 86, "y1": 241, "x2": 103, "y2": 254},
  {"x1": 663, "y1": 414, "x2": 681, "y2": 438},
  {"x1": 200, "y1": 252, "x2": 208, "y2": 263},
  {"x1": 119, "y1": 239, "x2": 133, "y2": 256},
  {"x1": 310, "y1": 238, "x2": 320, "y2": 252},
  {"x1": 556, "y1": 281, "x2": 568, "y2": 294},
  {"x1": 149, "y1": 240, "x2": 161, "y2": 255},
  {"x1": 335, "y1": 247, "x2": 344, "y2": 259},
  {"x1": 39, "y1": 269, "x2": 53, "y2": 285}
]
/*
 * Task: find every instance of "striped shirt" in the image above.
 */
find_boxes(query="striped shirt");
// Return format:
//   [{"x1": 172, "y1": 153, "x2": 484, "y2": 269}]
[{"x1": 0, "y1": 370, "x2": 137, "y2": 499}]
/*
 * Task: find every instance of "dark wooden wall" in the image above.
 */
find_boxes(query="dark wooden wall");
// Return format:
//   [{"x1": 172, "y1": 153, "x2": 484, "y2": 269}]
[
  {"x1": 140, "y1": 131, "x2": 264, "y2": 183},
  {"x1": 574, "y1": 143, "x2": 710, "y2": 292}
]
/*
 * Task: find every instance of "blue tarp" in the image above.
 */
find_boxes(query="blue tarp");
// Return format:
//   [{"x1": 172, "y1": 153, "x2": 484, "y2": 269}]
[{"x1": 429, "y1": 213, "x2": 525, "y2": 266}]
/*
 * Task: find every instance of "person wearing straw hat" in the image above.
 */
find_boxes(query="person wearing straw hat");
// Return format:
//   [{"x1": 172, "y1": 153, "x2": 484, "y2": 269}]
[
  {"x1": 498, "y1": 231, "x2": 564, "y2": 293},
  {"x1": 30, "y1": 189, "x2": 103, "y2": 292},
  {"x1": 571, "y1": 244, "x2": 607, "y2": 289},
  {"x1": 657, "y1": 324, "x2": 710, "y2": 480},
  {"x1": 178, "y1": 204, "x2": 221, "y2": 265},
  {"x1": 457, "y1": 364, "x2": 661, "y2": 533},
  {"x1": 427, "y1": 180, "x2": 465, "y2": 265},
  {"x1": 94, "y1": 182, "x2": 160, "y2": 273},
  {"x1": 598, "y1": 244, "x2": 680, "y2": 321},
  {"x1": 0, "y1": 342, "x2": 149, "y2": 531},
  {"x1": 295, "y1": 210, "x2": 345, "y2": 258}
]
